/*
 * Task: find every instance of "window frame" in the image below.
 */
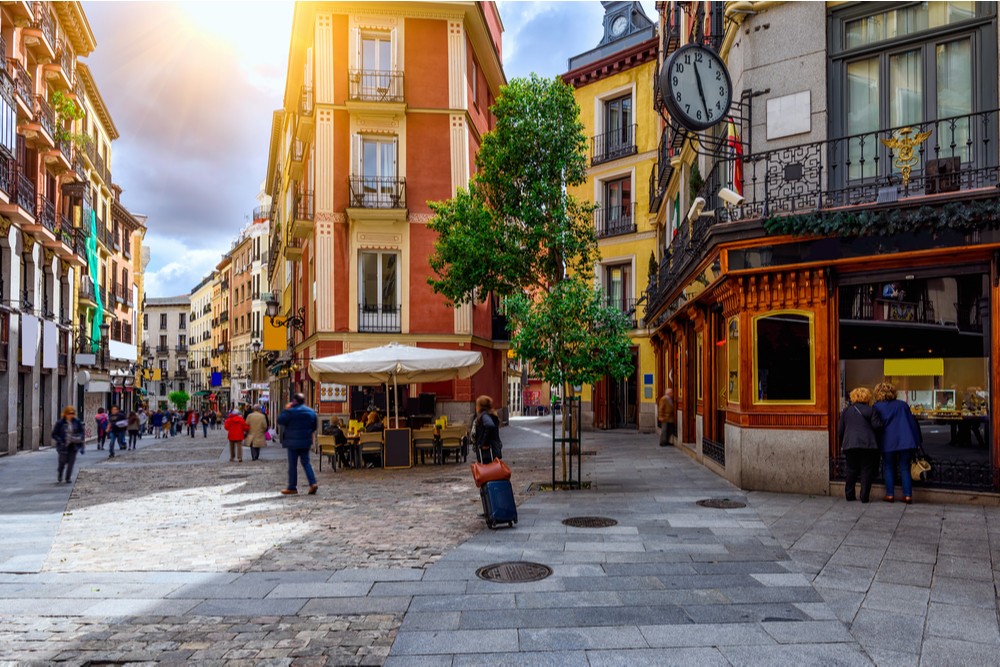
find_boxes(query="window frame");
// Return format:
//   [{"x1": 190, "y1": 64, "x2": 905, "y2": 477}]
[{"x1": 751, "y1": 309, "x2": 816, "y2": 406}]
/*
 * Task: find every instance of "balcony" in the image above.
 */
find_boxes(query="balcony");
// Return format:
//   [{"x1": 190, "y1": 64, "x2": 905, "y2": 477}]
[
  {"x1": 95, "y1": 152, "x2": 108, "y2": 185},
  {"x1": 348, "y1": 69, "x2": 404, "y2": 104},
  {"x1": 30, "y1": 95, "x2": 56, "y2": 148},
  {"x1": 607, "y1": 296, "x2": 638, "y2": 329},
  {"x1": 252, "y1": 204, "x2": 271, "y2": 222},
  {"x1": 174, "y1": 368, "x2": 188, "y2": 380},
  {"x1": 8, "y1": 59, "x2": 32, "y2": 120},
  {"x1": 348, "y1": 175, "x2": 406, "y2": 213},
  {"x1": 46, "y1": 138, "x2": 72, "y2": 173},
  {"x1": 595, "y1": 203, "x2": 636, "y2": 239},
  {"x1": 24, "y1": 195, "x2": 58, "y2": 245},
  {"x1": 289, "y1": 139, "x2": 304, "y2": 179},
  {"x1": 78, "y1": 278, "x2": 96, "y2": 307},
  {"x1": 358, "y1": 304, "x2": 401, "y2": 333},
  {"x1": 22, "y1": 2, "x2": 56, "y2": 60},
  {"x1": 156, "y1": 344, "x2": 169, "y2": 355},
  {"x1": 202, "y1": 331, "x2": 210, "y2": 341},
  {"x1": 284, "y1": 234, "x2": 303, "y2": 261},
  {"x1": 290, "y1": 190, "x2": 314, "y2": 238},
  {"x1": 661, "y1": 3, "x2": 682, "y2": 59},
  {"x1": 219, "y1": 311, "x2": 229, "y2": 324},
  {"x1": 647, "y1": 108, "x2": 1000, "y2": 319},
  {"x1": 592, "y1": 124, "x2": 637, "y2": 166},
  {"x1": 202, "y1": 304, "x2": 211, "y2": 314},
  {"x1": 43, "y1": 39, "x2": 73, "y2": 90},
  {"x1": 297, "y1": 85, "x2": 314, "y2": 142},
  {"x1": 175, "y1": 344, "x2": 188, "y2": 354}
]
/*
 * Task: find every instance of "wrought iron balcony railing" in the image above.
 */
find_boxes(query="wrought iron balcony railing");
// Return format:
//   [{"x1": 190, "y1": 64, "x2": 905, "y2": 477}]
[
  {"x1": 348, "y1": 69, "x2": 404, "y2": 103},
  {"x1": 592, "y1": 124, "x2": 637, "y2": 166},
  {"x1": 358, "y1": 304, "x2": 401, "y2": 333},
  {"x1": 14, "y1": 170, "x2": 34, "y2": 215},
  {"x1": 0, "y1": 153, "x2": 13, "y2": 201},
  {"x1": 595, "y1": 202, "x2": 637, "y2": 238},
  {"x1": 646, "y1": 108, "x2": 1000, "y2": 321},
  {"x1": 35, "y1": 196, "x2": 56, "y2": 233},
  {"x1": 34, "y1": 94, "x2": 54, "y2": 139},
  {"x1": 156, "y1": 344, "x2": 170, "y2": 354},
  {"x1": 295, "y1": 190, "x2": 314, "y2": 221},
  {"x1": 348, "y1": 175, "x2": 406, "y2": 209},
  {"x1": 32, "y1": 1, "x2": 55, "y2": 49},
  {"x1": 8, "y1": 58, "x2": 31, "y2": 108},
  {"x1": 606, "y1": 296, "x2": 638, "y2": 328},
  {"x1": 253, "y1": 204, "x2": 271, "y2": 221}
]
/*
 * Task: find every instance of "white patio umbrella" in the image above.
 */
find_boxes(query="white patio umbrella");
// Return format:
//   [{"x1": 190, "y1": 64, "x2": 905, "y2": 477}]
[{"x1": 308, "y1": 342, "x2": 484, "y2": 425}]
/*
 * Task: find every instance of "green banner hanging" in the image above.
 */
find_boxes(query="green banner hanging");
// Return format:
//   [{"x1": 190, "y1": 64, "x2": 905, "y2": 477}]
[{"x1": 86, "y1": 208, "x2": 104, "y2": 352}]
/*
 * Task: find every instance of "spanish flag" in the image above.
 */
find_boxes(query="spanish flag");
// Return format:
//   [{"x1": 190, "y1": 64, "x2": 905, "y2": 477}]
[{"x1": 727, "y1": 117, "x2": 744, "y2": 196}]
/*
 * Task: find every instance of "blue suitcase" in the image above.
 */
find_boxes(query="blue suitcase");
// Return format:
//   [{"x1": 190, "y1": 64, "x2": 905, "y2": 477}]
[{"x1": 480, "y1": 479, "x2": 517, "y2": 529}]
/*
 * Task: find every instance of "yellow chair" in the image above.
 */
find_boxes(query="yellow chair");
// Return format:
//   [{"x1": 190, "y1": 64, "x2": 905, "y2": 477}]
[
  {"x1": 357, "y1": 431, "x2": 384, "y2": 468},
  {"x1": 317, "y1": 436, "x2": 338, "y2": 472},
  {"x1": 439, "y1": 426, "x2": 467, "y2": 464},
  {"x1": 413, "y1": 427, "x2": 438, "y2": 465}
]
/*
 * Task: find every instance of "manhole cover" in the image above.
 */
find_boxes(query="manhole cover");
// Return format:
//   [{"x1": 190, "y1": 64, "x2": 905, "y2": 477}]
[
  {"x1": 696, "y1": 498, "x2": 747, "y2": 509},
  {"x1": 476, "y1": 561, "x2": 553, "y2": 583},
  {"x1": 562, "y1": 516, "x2": 618, "y2": 528}
]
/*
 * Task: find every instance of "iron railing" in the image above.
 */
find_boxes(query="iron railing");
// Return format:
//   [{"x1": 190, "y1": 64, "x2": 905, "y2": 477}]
[
  {"x1": 253, "y1": 204, "x2": 271, "y2": 221},
  {"x1": 647, "y1": 108, "x2": 1000, "y2": 322},
  {"x1": 299, "y1": 84, "x2": 313, "y2": 115},
  {"x1": 156, "y1": 344, "x2": 170, "y2": 354},
  {"x1": 15, "y1": 170, "x2": 35, "y2": 215},
  {"x1": 31, "y1": 1, "x2": 55, "y2": 49},
  {"x1": 348, "y1": 175, "x2": 406, "y2": 209},
  {"x1": 606, "y1": 296, "x2": 638, "y2": 328},
  {"x1": 348, "y1": 69, "x2": 404, "y2": 103},
  {"x1": 34, "y1": 94, "x2": 54, "y2": 139},
  {"x1": 703, "y1": 438, "x2": 725, "y2": 467},
  {"x1": 295, "y1": 190, "x2": 314, "y2": 221},
  {"x1": 358, "y1": 304, "x2": 401, "y2": 333},
  {"x1": 8, "y1": 58, "x2": 31, "y2": 108},
  {"x1": 831, "y1": 455, "x2": 996, "y2": 493},
  {"x1": 592, "y1": 124, "x2": 637, "y2": 165},
  {"x1": 0, "y1": 152, "x2": 12, "y2": 200},
  {"x1": 595, "y1": 202, "x2": 637, "y2": 238}
]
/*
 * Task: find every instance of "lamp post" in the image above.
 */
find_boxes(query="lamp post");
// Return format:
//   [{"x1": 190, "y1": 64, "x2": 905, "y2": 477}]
[
  {"x1": 264, "y1": 294, "x2": 305, "y2": 333},
  {"x1": 98, "y1": 321, "x2": 111, "y2": 408}
]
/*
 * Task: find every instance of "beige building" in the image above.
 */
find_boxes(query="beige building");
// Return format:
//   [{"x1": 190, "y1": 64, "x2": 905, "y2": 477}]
[
  {"x1": 142, "y1": 296, "x2": 191, "y2": 409},
  {"x1": 187, "y1": 272, "x2": 214, "y2": 408}
]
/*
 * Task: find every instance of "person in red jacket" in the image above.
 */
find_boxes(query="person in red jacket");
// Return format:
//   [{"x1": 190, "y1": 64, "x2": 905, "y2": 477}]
[{"x1": 224, "y1": 409, "x2": 249, "y2": 462}]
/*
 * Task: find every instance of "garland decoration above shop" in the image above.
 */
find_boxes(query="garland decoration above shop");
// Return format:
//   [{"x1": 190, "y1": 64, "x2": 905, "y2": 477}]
[{"x1": 762, "y1": 197, "x2": 1000, "y2": 238}]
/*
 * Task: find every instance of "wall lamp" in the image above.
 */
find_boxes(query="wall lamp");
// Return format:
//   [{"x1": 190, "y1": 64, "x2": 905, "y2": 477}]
[{"x1": 264, "y1": 294, "x2": 305, "y2": 334}]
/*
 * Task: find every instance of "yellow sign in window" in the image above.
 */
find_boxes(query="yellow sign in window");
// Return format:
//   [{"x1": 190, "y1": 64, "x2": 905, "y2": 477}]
[{"x1": 883, "y1": 358, "x2": 944, "y2": 377}]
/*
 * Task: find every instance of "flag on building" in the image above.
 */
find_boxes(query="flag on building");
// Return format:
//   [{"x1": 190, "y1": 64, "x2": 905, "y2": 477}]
[{"x1": 727, "y1": 117, "x2": 744, "y2": 196}]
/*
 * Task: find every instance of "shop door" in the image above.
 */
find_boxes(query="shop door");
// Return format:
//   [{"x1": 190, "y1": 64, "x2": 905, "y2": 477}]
[
  {"x1": 16, "y1": 372, "x2": 25, "y2": 450},
  {"x1": 593, "y1": 377, "x2": 608, "y2": 430},
  {"x1": 607, "y1": 348, "x2": 639, "y2": 429},
  {"x1": 710, "y1": 313, "x2": 727, "y2": 444}
]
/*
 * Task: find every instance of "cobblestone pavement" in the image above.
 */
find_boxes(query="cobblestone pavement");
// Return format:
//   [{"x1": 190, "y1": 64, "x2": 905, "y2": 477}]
[{"x1": 4, "y1": 419, "x2": 1000, "y2": 665}]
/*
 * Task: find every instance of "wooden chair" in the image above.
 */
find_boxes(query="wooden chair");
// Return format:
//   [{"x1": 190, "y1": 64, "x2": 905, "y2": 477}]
[
  {"x1": 412, "y1": 427, "x2": 438, "y2": 465},
  {"x1": 357, "y1": 431, "x2": 384, "y2": 468},
  {"x1": 439, "y1": 426, "x2": 467, "y2": 464},
  {"x1": 317, "y1": 437, "x2": 338, "y2": 472}
]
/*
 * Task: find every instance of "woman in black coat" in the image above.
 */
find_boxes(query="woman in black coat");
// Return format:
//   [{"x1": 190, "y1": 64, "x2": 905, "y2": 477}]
[
  {"x1": 837, "y1": 387, "x2": 884, "y2": 503},
  {"x1": 473, "y1": 395, "x2": 502, "y2": 463},
  {"x1": 52, "y1": 406, "x2": 86, "y2": 484}
]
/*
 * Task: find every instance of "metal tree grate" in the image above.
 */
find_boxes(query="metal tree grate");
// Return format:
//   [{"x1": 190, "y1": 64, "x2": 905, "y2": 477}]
[
  {"x1": 562, "y1": 516, "x2": 618, "y2": 528},
  {"x1": 476, "y1": 561, "x2": 553, "y2": 583},
  {"x1": 696, "y1": 498, "x2": 747, "y2": 509}
]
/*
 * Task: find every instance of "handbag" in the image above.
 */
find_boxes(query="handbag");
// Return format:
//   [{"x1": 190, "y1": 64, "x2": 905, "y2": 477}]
[
  {"x1": 470, "y1": 457, "x2": 511, "y2": 488},
  {"x1": 910, "y1": 448, "x2": 932, "y2": 482},
  {"x1": 264, "y1": 429, "x2": 272, "y2": 441}
]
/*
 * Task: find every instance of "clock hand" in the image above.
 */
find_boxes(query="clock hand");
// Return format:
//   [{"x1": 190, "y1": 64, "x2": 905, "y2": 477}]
[{"x1": 693, "y1": 62, "x2": 709, "y2": 119}]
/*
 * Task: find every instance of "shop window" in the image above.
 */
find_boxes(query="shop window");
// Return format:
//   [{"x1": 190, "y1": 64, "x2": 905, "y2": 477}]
[
  {"x1": 728, "y1": 316, "x2": 739, "y2": 404},
  {"x1": 753, "y1": 311, "x2": 814, "y2": 403},
  {"x1": 696, "y1": 331, "x2": 703, "y2": 401}
]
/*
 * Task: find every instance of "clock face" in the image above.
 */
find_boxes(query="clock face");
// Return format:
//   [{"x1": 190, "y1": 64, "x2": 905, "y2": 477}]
[
  {"x1": 611, "y1": 15, "x2": 628, "y2": 36},
  {"x1": 660, "y1": 44, "x2": 733, "y2": 132}
]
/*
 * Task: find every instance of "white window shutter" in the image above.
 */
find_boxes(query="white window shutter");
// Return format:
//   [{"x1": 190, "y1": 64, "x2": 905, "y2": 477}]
[
  {"x1": 352, "y1": 134, "x2": 362, "y2": 181},
  {"x1": 354, "y1": 28, "x2": 361, "y2": 70},
  {"x1": 390, "y1": 28, "x2": 398, "y2": 72},
  {"x1": 304, "y1": 47, "x2": 313, "y2": 87}
]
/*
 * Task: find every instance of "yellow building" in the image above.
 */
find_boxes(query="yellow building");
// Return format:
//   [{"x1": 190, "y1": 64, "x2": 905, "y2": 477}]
[
  {"x1": 562, "y1": 1, "x2": 660, "y2": 432},
  {"x1": 187, "y1": 271, "x2": 215, "y2": 408}
]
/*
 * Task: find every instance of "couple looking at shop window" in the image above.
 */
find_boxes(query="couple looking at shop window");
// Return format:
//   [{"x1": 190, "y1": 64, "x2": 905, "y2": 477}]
[{"x1": 838, "y1": 382, "x2": 922, "y2": 505}]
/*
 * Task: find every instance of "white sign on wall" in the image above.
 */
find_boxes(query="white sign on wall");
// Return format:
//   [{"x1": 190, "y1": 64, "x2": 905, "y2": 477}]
[
  {"x1": 42, "y1": 319, "x2": 57, "y2": 369},
  {"x1": 320, "y1": 383, "x2": 347, "y2": 402},
  {"x1": 766, "y1": 90, "x2": 811, "y2": 140},
  {"x1": 20, "y1": 314, "x2": 38, "y2": 366}
]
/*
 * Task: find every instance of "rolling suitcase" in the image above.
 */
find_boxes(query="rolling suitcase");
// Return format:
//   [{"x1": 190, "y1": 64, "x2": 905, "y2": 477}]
[{"x1": 480, "y1": 479, "x2": 517, "y2": 529}]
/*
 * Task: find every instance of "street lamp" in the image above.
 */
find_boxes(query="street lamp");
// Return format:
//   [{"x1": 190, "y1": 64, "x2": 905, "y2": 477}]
[{"x1": 264, "y1": 294, "x2": 305, "y2": 334}]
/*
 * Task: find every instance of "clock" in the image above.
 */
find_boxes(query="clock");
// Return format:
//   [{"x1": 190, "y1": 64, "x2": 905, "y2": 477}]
[
  {"x1": 611, "y1": 15, "x2": 628, "y2": 37},
  {"x1": 659, "y1": 43, "x2": 733, "y2": 132}
]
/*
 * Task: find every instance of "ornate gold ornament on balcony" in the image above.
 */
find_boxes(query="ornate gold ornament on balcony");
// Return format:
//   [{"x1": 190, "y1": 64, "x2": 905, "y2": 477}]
[{"x1": 880, "y1": 127, "x2": 932, "y2": 187}]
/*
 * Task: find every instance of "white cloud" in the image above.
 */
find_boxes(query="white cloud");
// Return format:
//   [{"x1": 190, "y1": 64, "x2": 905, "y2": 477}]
[{"x1": 141, "y1": 235, "x2": 225, "y2": 298}]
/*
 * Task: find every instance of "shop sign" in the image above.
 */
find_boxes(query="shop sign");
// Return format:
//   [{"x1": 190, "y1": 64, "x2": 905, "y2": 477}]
[{"x1": 320, "y1": 383, "x2": 347, "y2": 402}]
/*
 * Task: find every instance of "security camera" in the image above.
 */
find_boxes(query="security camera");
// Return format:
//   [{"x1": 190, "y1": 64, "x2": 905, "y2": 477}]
[
  {"x1": 718, "y1": 187, "x2": 745, "y2": 206},
  {"x1": 686, "y1": 197, "x2": 706, "y2": 223}
]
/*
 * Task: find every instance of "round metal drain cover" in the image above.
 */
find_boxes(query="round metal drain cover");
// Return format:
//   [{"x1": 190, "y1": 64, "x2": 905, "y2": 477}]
[
  {"x1": 476, "y1": 561, "x2": 553, "y2": 583},
  {"x1": 696, "y1": 498, "x2": 747, "y2": 509},
  {"x1": 562, "y1": 516, "x2": 618, "y2": 528}
]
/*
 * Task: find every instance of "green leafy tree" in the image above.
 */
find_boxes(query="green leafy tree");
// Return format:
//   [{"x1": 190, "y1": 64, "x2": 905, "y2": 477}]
[
  {"x1": 168, "y1": 390, "x2": 190, "y2": 411},
  {"x1": 50, "y1": 90, "x2": 89, "y2": 148},
  {"x1": 428, "y1": 75, "x2": 633, "y2": 482}
]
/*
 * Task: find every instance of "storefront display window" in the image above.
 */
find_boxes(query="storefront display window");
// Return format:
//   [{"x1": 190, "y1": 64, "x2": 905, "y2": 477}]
[
  {"x1": 753, "y1": 311, "x2": 814, "y2": 403},
  {"x1": 728, "y1": 316, "x2": 739, "y2": 404},
  {"x1": 696, "y1": 332, "x2": 703, "y2": 401}
]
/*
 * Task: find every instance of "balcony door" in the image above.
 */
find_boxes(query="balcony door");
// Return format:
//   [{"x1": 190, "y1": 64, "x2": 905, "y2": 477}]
[
  {"x1": 604, "y1": 263, "x2": 632, "y2": 319},
  {"x1": 602, "y1": 176, "x2": 632, "y2": 236},
  {"x1": 353, "y1": 136, "x2": 398, "y2": 207},
  {"x1": 604, "y1": 94, "x2": 632, "y2": 156},
  {"x1": 359, "y1": 251, "x2": 400, "y2": 333},
  {"x1": 355, "y1": 29, "x2": 398, "y2": 100}
]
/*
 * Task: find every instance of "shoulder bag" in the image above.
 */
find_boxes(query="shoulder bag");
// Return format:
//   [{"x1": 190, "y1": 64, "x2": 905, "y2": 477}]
[{"x1": 910, "y1": 446, "x2": 932, "y2": 482}]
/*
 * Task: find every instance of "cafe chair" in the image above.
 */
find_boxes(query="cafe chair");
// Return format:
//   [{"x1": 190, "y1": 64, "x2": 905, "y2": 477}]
[
  {"x1": 439, "y1": 426, "x2": 467, "y2": 464},
  {"x1": 357, "y1": 431, "x2": 384, "y2": 468},
  {"x1": 318, "y1": 439, "x2": 338, "y2": 472},
  {"x1": 413, "y1": 426, "x2": 438, "y2": 465}
]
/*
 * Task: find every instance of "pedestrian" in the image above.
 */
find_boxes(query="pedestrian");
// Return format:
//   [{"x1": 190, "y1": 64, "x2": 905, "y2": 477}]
[
  {"x1": 224, "y1": 408, "x2": 248, "y2": 462},
  {"x1": 873, "y1": 382, "x2": 922, "y2": 504},
  {"x1": 363, "y1": 410, "x2": 384, "y2": 433},
  {"x1": 245, "y1": 405, "x2": 269, "y2": 461},
  {"x1": 657, "y1": 388, "x2": 676, "y2": 447},
  {"x1": 838, "y1": 387, "x2": 883, "y2": 503},
  {"x1": 211, "y1": 410, "x2": 219, "y2": 430},
  {"x1": 201, "y1": 408, "x2": 211, "y2": 438},
  {"x1": 53, "y1": 406, "x2": 85, "y2": 484},
  {"x1": 137, "y1": 408, "x2": 147, "y2": 439},
  {"x1": 277, "y1": 393, "x2": 318, "y2": 495},
  {"x1": 126, "y1": 411, "x2": 140, "y2": 450},
  {"x1": 186, "y1": 409, "x2": 198, "y2": 437},
  {"x1": 108, "y1": 405, "x2": 128, "y2": 457},
  {"x1": 473, "y1": 395, "x2": 502, "y2": 463},
  {"x1": 94, "y1": 407, "x2": 108, "y2": 450},
  {"x1": 160, "y1": 410, "x2": 171, "y2": 439},
  {"x1": 151, "y1": 409, "x2": 164, "y2": 438}
]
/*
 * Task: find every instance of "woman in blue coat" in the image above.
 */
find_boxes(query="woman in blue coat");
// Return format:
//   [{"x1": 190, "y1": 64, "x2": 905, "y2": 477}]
[{"x1": 873, "y1": 382, "x2": 921, "y2": 504}]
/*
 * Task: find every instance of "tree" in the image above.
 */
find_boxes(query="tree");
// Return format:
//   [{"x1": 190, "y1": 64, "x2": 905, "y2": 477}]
[
  {"x1": 168, "y1": 390, "x2": 190, "y2": 411},
  {"x1": 428, "y1": 75, "x2": 633, "y2": 482}
]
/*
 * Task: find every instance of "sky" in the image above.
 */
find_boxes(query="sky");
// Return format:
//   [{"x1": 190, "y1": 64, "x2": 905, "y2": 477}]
[{"x1": 83, "y1": 1, "x2": 655, "y2": 297}]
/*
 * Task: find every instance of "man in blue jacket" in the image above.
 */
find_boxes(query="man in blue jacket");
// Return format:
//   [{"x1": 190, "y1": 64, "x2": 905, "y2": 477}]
[{"x1": 277, "y1": 393, "x2": 318, "y2": 495}]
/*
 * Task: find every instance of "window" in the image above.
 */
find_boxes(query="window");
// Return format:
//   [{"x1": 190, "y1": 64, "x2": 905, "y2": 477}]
[
  {"x1": 159, "y1": 313, "x2": 167, "y2": 329},
  {"x1": 354, "y1": 30, "x2": 398, "y2": 100},
  {"x1": 600, "y1": 176, "x2": 633, "y2": 236},
  {"x1": 353, "y1": 135, "x2": 399, "y2": 207},
  {"x1": 359, "y1": 250, "x2": 400, "y2": 332},
  {"x1": 178, "y1": 335, "x2": 186, "y2": 348},
  {"x1": 603, "y1": 94, "x2": 634, "y2": 159},
  {"x1": 159, "y1": 334, "x2": 167, "y2": 349},
  {"x1": 471, "y1": 56, "x2": 479, "y2": 107},
  {"x1": 143, "y1": 313, "x2": 148, "y2": 330},
  {"x1": 753, "y1": 311, "x2": 814, "y2": 403},
  {"x1": 604, "y1": 263, "x2": 632, "y2": 316},
  {"x1": 179, "y1": 312, "x2": 186, "y2": 329},
  {"x1": 833, "y1": 3, "x2": 995, "y2": 182},
  {"x1": 727, "y1": 316, "x2": 739, "y2": 404}
]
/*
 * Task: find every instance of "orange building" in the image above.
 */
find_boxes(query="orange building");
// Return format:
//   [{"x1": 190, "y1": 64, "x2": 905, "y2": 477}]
[{"x1": 265, "y1": 2, "x2": 509, "y2": 421}]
